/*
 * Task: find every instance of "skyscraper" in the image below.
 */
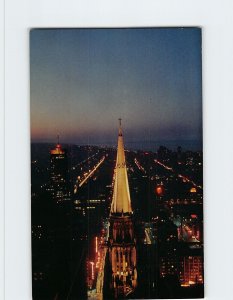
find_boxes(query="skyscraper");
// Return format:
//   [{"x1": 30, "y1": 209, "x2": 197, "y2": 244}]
[
  {"x1": 49, "y1": 138, "x2": 70, "y2": 203},
  {"x1": 107, "y1": 120, "x2": 137, "y2": 298}
]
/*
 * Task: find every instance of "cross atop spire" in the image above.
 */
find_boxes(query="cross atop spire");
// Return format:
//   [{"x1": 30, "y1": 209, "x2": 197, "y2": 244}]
[
  {"x1": 118, "y1": 118, "x2": 123, "y2": 136},
  {"x1": 110, "y1": 120, "x2": 132, "y2": 214}
]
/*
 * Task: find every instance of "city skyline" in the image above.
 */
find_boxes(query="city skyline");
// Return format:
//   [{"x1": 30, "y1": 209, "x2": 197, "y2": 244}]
[
  {"x1": 31, "y1": 27, "x2": 203, "y2": 300},
  {"x1": 30, "y1": 28, "x2": 202, "y2": 148},
  {"x1": 31, "y1": 124, "x2": 204, "y2": 299}
]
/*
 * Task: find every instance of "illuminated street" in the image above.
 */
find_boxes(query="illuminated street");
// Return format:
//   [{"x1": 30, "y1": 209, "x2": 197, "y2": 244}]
[
  {"x1": 31, "y1": 141, "x2": 204, "y2": 299},
  {"x1": 30, "y1": 28, "x2": 203, "y2": 300},
  {"x1": 154, "y1": 159, "x2": 203, "y2": 190},
  {"x1": 78, "y1": 156, "x2": 106, "y2": 188}
]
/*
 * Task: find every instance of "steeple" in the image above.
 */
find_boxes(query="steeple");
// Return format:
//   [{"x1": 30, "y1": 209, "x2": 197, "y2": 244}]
[
  {"x1": 110, "y1": 119, "x2": 132, "y2": 214},
  {"x1": 107, "y1": 120, "x2": 137, "y2": 298}
]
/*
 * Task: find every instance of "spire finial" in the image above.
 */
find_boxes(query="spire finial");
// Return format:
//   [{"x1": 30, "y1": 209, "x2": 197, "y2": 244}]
[
  {"x1": 118, "y1": 118, "x2": 123, "y2": 136},
  {"x1": 110, "y1": 120, "x2": 132, "y2": 214}
]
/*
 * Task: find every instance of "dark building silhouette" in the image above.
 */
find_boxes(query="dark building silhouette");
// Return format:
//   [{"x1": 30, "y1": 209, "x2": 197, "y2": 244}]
[{"x1": 49, "y1": 139, "x2": 70, "y2": 203}]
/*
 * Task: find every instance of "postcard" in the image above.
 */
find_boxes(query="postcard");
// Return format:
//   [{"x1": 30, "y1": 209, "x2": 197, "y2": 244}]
[{"x1": 31, "y1": 28, "x2": 203, "y2": 299}]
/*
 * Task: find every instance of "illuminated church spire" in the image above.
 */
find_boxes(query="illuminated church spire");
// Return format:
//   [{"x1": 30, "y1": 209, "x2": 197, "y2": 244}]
[{"x1": 111, "y1": 119, "x2": 132, "y2": 214}]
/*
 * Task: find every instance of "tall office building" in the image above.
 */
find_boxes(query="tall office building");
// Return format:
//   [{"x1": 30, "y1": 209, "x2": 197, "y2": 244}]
[
  {"x1": 49, "y1": 138, "x2": 70, "y2": 203},
  {"x1": 179, "y1": 256, "x2": 204, "y2": 286},
  {"x1": 107, "y1": 120, "x2": 137, "y2": 298}
]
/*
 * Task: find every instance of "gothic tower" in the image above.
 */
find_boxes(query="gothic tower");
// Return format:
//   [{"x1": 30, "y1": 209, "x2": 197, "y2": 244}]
[{"x1": 108, "y1": 119, "x2": 137, "y2": 298}]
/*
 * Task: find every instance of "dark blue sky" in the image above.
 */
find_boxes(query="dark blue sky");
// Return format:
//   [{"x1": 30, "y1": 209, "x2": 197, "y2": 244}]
[{"x1": 30, "y1": 28, "x2": 202, "y2": 148}]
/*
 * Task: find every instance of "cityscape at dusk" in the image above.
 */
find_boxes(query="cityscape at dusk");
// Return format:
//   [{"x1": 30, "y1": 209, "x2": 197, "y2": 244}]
[{"x1": 31, "y1": 28, "x2": 203, "y2": 299}]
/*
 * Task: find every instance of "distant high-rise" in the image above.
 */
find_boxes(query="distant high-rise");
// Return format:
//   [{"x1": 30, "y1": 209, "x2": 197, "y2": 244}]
[
  {"x1": 107, "y1": 120, "x2": 137, "y2": 298},
  {"x1": 49, "y1": 138, "x2": 70, "y2": 203},
  {"x1": 179, "y1": 256, "x2": 203, "y2": 286}
]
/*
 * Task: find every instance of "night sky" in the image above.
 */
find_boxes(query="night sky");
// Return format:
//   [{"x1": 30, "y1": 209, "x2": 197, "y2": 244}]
[{"x1": 30, "y1": 28, "x2": 202, "y2": 149}]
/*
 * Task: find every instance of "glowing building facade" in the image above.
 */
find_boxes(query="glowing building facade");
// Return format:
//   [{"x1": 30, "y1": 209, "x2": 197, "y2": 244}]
[
  {"x1": 49, "y1": 141, "x2": 70, "y2": 202},
  {"x1": 107, "y1": 120, "x2": 137, "y2": 298},
  {"x1": 180, "y1": 256, "x2": 204, "y2": 287}
]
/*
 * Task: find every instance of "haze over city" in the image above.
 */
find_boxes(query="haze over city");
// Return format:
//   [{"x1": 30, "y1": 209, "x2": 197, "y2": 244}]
[
  {"x1": 31, "y1": 28, "x2": 203, "y2": 300},
  {"x1": 30, "y1": 28, "x2": 202, "y2": 149}
]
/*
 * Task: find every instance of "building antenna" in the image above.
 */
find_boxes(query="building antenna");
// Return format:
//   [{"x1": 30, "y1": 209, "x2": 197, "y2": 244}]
[
  {"x1": 118, "y1": 118, "x2": 122, "y2": 126},
  {"x1": 57, "y1": 134, "x2": 60, "y2": 145}
]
